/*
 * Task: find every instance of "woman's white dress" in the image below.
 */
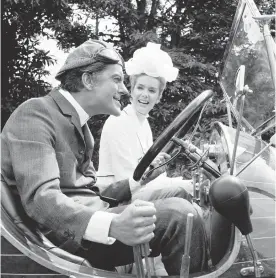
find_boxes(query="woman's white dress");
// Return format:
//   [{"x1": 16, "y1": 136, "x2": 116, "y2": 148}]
[{"x1": 97, "y1": 104, "x2": 192, "y2": 195}]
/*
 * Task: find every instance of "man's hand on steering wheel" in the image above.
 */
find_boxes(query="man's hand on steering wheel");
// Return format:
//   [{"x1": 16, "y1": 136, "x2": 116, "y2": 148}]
[{"x1": 140, "y1": 152, "x2": 171, "y2": 186}]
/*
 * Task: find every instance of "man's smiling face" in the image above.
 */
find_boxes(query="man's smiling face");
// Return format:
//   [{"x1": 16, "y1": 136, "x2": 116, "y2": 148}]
[{"x1": 82, "y1": 64, "x2": 129, "y2": 116}]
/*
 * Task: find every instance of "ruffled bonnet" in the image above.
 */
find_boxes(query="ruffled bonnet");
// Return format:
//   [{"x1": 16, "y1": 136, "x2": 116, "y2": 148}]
[{"x1": 125, "y1": 42, "x2": 179, "y2": 82}]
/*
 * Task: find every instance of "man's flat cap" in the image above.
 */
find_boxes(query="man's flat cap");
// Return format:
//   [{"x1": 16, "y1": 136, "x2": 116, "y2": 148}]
[{"x1": 55, "y1": 39, "x2": 123, "y2": 81}]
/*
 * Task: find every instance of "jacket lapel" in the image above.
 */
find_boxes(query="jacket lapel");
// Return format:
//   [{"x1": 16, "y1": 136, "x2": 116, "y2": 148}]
[
  {"x1": 49, "y1": 89, "x2": 96, "y2": 172},
  {"x1": 49, "y1": 88, "x2": 85, "y2": 142}
]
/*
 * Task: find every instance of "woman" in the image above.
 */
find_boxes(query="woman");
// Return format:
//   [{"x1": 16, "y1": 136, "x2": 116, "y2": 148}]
[
  {"x1": 98, "y1": 42, "x2": 200, "y2": 276},
  {"x1": 98, "y1": 42, "x2": 193, "y2": 199}
]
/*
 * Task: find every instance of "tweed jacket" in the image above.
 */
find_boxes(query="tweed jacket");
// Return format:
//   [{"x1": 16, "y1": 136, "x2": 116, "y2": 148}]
[{"x1": 1, "y1": 88, "x2": 131, "y2": 252}]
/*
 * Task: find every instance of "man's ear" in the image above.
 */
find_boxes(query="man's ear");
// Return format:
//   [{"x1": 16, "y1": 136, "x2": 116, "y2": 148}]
[{"x1": 82, "y1": 72, "x2": 94, "y2": 90}]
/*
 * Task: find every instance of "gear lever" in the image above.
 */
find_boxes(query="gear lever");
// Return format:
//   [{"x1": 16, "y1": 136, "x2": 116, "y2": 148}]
[{"x1": 180, "y1": 213, "x2": 194, "y2": 278}]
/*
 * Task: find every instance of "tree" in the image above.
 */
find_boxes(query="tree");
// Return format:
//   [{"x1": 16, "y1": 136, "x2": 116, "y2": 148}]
[
  {"x1": 2, "y1": 0, "x2": 275, "y2": 171},
  {"x1": 82, "y1": 0, "x2": 236, "y2": 143},
  {"x1": 2, "y1": 0, "x2": 96, "y2": 126}
]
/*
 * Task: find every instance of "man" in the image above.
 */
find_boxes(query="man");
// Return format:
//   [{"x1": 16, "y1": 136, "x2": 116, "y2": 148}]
[{"x1": 1, "y1": 40, "x2": 206, "y2": 274}]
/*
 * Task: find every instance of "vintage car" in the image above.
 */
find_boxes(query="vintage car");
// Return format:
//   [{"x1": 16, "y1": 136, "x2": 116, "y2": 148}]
[{"x1": 1, "y1": 0, "x2": 275, "y2": 277}]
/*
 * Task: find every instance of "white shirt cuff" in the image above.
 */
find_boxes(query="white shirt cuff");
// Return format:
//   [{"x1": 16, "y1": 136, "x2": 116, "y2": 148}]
[
  {"x1": 83, "y1": 211, "x2": 117, "y2": 245},
  {"x1": 129, "y1": 177, "x2": 142, "y2": 194}
]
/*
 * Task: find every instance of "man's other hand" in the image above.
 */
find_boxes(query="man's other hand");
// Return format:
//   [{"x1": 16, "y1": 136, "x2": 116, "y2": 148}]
[
  {"x1": 140, "y1": 152, "x2": 171, "y2": 185},
  {"x1": 152, "y1": 152, "x2": 171, "y2": 168},
  {"x1": 109, "y1": 199, "x2": 156, "y2": 246}
]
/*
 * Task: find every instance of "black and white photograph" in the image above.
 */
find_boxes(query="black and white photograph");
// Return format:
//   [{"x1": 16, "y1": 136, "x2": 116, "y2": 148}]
[{"x1": 1, "y1": 0, "x2": 275, "y2": 277}]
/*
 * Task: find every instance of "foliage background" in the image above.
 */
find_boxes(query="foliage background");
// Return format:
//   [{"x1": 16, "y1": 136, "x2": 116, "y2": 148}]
[{"x1": 2, "y1": 0, "x2": 275, "y2": 171}]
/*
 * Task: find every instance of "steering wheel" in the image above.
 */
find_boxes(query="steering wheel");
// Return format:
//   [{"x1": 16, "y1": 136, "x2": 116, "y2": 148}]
[{"x1": 133, "y1": 89, "x2": 220, "y2": 181}]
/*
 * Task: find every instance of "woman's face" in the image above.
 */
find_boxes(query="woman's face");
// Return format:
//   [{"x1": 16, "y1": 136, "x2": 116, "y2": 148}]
[{"x1": 131, "y1": 75, "x2": 161, "y2": 115}]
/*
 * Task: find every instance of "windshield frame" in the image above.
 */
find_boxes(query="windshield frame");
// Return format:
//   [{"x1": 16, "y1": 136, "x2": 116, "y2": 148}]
[{"x1": 218, "y1": 0, "x2": 274, "y2": 133}]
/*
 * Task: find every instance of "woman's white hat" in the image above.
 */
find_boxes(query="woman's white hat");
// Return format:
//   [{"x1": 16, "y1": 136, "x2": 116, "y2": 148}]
[{"x1": 125, "y1": 42, "x2": 179, "y2": 82}]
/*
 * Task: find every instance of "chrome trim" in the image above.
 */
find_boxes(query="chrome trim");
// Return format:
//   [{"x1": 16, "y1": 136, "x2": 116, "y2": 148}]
[{"x1": 194, "y1": 228, "x2": 242, "y2": 278}]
